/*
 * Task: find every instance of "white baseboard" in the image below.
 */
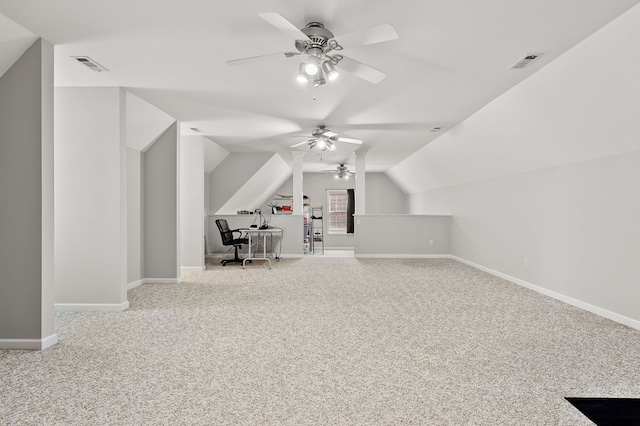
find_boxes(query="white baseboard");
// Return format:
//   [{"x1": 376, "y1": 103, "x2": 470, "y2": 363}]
[
  {"x1": 450, "y1": 255, "x2": 640, "y2": 332},
  {"x1": 181, "y1": 266, "x2": 205, "y2": 274},
  {"x1": 127, "y1": 279, "x2": 143, "y2": 290},
  {"x1": 0, "y1": 334, "x2": 58, "y2": 350},
  {"x1": 279, "y1": 254, "x2": 305, "y2": 259},
  {"x1": 142, "y1": 278, "x2": 179, "y2": 284},
  {"x1": 55, "y1": 301, "x2": 130, "y2": 312},
  {"x1": 128, "y1": 278, "x2": 180, "y2": 287},
  {"x1": 355, "y1": 254, "x2": 450, "y2": 259},
  {"x1": 324, "y1": 247, "x2": 355, "y2": 251}
]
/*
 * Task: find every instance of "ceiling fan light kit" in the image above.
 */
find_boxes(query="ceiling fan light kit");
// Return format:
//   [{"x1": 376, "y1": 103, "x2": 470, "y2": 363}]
[
  {"x1": 323, "y1": 164, "x2": 355, "y2": 179},
  {"x1": 228, "y1": 13, "x2": 398, "y2": 86},
  {"x1": 289, "y1": 125, "x2": 363, "y2": 154}
]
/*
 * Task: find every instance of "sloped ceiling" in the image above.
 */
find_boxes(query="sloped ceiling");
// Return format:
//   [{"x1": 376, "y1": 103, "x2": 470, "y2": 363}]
[
  {"x1": 0, "y1": 13, "x2": 36, "y2": 79},
  {"x1": 126, "y1": 92, "x2": 175, "y2": 152},
  {"x1": 387, "y1": 4, "x2": 640, "y2": 195},
  {"x1": 203, "y1": 137, "x2": 230, "y2": 174},
  {"x1": 1, "y1": 0, "x2": 638, "y2": 174},
  {"x1": 216, "y1": 154, "x2": 291, "y2": 215}
]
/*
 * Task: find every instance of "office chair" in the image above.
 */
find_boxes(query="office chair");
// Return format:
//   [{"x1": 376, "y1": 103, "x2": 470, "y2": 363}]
[{"x1": 215, "y1": 219, "x2": 249, "y2": 266}]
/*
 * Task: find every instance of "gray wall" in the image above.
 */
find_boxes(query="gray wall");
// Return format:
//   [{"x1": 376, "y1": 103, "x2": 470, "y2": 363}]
[
  {"x1": 0, "y1": 39, "x2": 55, "y2": 342},
  {"x1": 143, "y1": 122, "x2": 179, "y2": 280},
  {"x1": 354, "y1": 215, "x2": 451, "y2": 256}
]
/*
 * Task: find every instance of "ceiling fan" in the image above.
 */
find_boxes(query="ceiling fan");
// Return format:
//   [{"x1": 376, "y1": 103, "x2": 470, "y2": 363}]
[
  {"x1": 290, "y1": 125, "x2": 363, "y2": 152},
  {"x1": 227, "y1": 12, "x2": 399, "y2": 85},
  {"x1": 323, "y1": 164, "x2": 355, "y2": 179}
]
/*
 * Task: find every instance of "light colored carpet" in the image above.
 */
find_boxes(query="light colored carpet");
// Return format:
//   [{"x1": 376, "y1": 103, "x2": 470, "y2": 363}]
[{"x1": 1, "y1": 258, "x2": 639, "y2": 425}]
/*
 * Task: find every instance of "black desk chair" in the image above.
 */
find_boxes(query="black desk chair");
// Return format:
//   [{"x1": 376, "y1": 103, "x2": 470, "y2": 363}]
[{"x1": 215, "y1": 219, "x2": 249, "y2": 266}]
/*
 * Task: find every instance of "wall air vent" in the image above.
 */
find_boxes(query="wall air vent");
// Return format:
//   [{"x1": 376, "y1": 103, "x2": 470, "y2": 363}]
[
  {"x1": 509, "y1": 53, "x2": 542, "y2": 70},
  {"x1": 71, "y1": 56, "x2": 108, "y2": 72}
]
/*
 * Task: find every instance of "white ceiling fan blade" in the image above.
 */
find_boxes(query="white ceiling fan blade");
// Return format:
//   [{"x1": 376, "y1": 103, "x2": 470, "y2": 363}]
[
  {"x1": 259, "y1": 12, "x2": 310, "y2": 41},
  {"x1": 335, "y1": 23, "x2": 399, "y2": 49},
  {"x1": 227, "y1": 51, "x2": 299, "y2": 67},
  {"x1": 328, "y1": 143, "x2": 338, "y2": 151},
  {"x1": 289, "y1": 140, "x2": 312, "y2": 148},
  {"x1": 336, "y1": 137, "x2": 363, "y2": 144},
  {"x1": 336, "y1": 56, "x2": 387, "y2": 84},
  {"x1": 322, "y1": 130, "x2": 338, "y2": 138}
]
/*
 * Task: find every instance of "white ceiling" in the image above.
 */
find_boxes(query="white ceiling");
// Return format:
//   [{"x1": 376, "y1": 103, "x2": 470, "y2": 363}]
[{"x1": 1, "y1": 0, "x2": 638, "y2": 172}]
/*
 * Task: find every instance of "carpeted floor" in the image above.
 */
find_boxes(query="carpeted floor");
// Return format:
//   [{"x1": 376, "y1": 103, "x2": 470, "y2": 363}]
[{"x1": 1, "y1": 257, "x2": 639, "y2": 425}]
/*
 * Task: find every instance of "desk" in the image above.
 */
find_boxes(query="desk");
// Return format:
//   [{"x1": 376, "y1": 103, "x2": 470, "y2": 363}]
[{"x1": 241, "y1": 227, "x2": 283, "y2": 269}]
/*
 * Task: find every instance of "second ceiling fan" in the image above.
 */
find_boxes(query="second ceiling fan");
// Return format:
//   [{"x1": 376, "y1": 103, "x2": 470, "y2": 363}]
[
  {"x1": 227, "y1": 12, "x2": 399, "y2": 85},
  {"x1": 290, "y1": 125, "x2": 363, "y2": 152}
]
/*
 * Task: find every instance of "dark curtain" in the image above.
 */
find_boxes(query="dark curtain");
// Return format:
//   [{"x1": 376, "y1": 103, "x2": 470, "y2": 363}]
[{"x1": 346, "y1": 188, "x2": 355, "y2": 234}]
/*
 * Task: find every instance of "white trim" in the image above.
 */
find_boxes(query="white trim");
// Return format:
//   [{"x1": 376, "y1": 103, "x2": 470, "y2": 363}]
[
  {"x1": 0, "y1": 334, "x2": 58, "y2": 350},
  {"x1": 450, "y1": 255, "x2": 640, "y2": 332},
  {"x1": 181, "y1": 266, "x2": 205, "y2": 274},
  {"x1": 127, "y1": 279, "x2": 143, "y2": 290},
  {"x1": 324, "y1": 247, "x2": 355, "y2": 251},
  {"x1": 277, "y1": 254, "x2": 305, "y2": 259},
  {"x1": 55, "y1": 301, "x2": 130, "y2": 312},
  {"x1": 129, "y1": 278, "x2": 180, "y2": 288},
  {"x1": 142, "y1": 278, "x2": 179, "y2": 284},
  {"x1": 355, "y1": 254, "x2": 450, "y2": 259}
]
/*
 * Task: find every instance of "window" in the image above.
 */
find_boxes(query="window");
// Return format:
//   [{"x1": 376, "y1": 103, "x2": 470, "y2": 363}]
[{"x1": 327, "y1": 190, "x2": 348, "y2": 234}]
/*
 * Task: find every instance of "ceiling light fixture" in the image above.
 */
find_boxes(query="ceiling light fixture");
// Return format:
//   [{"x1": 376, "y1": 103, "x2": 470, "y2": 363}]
[
  {"x1": 322, "y1": 61, "x2": 339, "y2": 81},
  {"x1": 296, "y1": 63, "x2": 309, "y2": 83},
  {"x1": 304, "y1": 55, "x2": 320, "y2": 75},
  {"x1": 313, "y1": 70, "x2": 326, "y2": 87},
  {"x1": 292, "y1": 23, "x2": 342, "y2": 86}
]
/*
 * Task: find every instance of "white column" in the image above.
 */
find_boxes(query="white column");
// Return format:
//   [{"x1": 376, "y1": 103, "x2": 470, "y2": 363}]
[
  {"x1": 180, "y1": 135, "x2": 205, "y2": 273},
  {"x1": 55, "y1": 87, "x2": 128, "y2": 311},
  {"x1": 292, "y1": 151, "x2": 305, "y2": 215},
  {"x1": 355, "y1": 149, "x2": 367, "y2": 214}
]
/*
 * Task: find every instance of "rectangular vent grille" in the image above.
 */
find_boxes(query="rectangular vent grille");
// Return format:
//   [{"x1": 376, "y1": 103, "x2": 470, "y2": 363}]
[
  {"x1": 509, "y1": 53, "x2": 542, "y2": 69},
  {"x1": 71, "y1": 56, "x2": 108, "y2": 72}
]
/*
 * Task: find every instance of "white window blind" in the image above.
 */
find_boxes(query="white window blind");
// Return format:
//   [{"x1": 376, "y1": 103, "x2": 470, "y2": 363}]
[{"x1": 327, "y1": 190, "x2": 348, "y2": 234}]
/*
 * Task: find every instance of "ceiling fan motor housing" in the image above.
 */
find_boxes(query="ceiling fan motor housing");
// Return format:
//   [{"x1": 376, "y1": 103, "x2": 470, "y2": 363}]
[{"x1": 296, "y1": 22, "x2": 334, "y2": 53}]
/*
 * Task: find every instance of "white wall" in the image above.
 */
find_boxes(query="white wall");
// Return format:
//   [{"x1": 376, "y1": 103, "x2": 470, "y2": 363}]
[
  {"x1": 394, "y1": 4, "x2": 640, "y2": 327},
  {"x1": 55, "y1": 87, "x2": 128, "y2": 311},
  {"x1": 127, "y1": 148, "x2": 142, "y2": 284},
  {"x1": 444, "y1": 152, "x2": 640, "y2": 324},
  {"x1": 180, "y1": 135, "x2": 205, "y2": 272}
]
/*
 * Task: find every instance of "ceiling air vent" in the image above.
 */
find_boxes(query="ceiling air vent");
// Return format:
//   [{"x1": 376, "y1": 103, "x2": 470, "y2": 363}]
[
  {"x1": 71, "y1": 56, "x2": 108, "y2": 72},
  {"x1": 509, "y1": 53, "x2": 542, "y2": 70}
]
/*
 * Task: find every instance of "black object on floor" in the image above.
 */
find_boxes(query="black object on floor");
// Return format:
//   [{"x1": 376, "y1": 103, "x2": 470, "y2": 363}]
[{"x1": 566, "y1": 397, "x2": 640, "y2": 425}]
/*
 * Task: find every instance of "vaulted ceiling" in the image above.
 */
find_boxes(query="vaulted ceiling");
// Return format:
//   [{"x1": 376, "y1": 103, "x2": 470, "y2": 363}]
[{"x1": 1, "y1": 0, "x2": 638, "y2": 172}]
